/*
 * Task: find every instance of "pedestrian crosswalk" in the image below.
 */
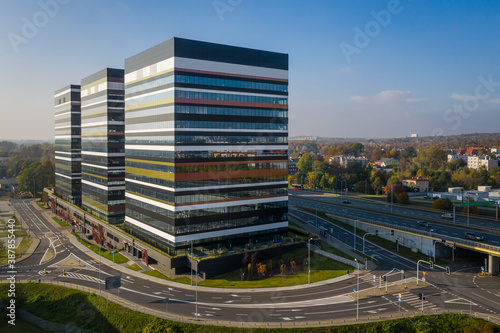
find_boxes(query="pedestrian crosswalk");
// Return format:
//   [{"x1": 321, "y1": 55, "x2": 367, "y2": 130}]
[
  {"x1": 395, "y1": 291, "x2": 438, "y2": 311},
  {"x1": 62, "y1": 271, "x2": 103, "y2": 284}
]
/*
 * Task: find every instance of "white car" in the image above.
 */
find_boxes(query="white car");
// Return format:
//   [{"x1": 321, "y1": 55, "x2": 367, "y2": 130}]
[{"x1": 441, "y1": 213, "x2": 453, "y2": 219}]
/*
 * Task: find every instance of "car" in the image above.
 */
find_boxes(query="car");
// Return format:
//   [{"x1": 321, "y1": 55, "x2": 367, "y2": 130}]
[
  {"x1": 417, "y1": 220, "x2": 432, "y2": 228},
  {"x1": 465, "y1": 231, "x2": 484, "y2": 241},
  {"x1": 432, "y1": 196, "x2": 439, "y2": 200},
  {"x1": 342, "y1": 200, "x2": 351, "y2": 204},
  {"x1": 441, "y1": 213, "x2": 453, "y2": 219}
]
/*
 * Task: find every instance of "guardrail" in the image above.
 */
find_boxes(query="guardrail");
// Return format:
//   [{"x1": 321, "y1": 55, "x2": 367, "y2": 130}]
[
  {"x1": 291, "y1": 191, "x2": 500, "y2": 229},
  {"x1": 2, "y1": 279, "x2": 500, "y2": 329},
  {"x1": 326, "y1": 212, "x2": 500, "y2": 256}
]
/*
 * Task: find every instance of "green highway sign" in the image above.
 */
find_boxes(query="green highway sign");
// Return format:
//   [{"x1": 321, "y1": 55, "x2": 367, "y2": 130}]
[{"x1": 460, "y1": 201, "x2": 496, "y2": 207}]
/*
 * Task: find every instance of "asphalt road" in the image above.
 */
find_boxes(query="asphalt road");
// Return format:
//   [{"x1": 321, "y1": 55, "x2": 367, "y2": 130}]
[
  {"x1": 290, "y1": 193, "x2": 500, "y2": 249},
  {"x1": 1, "y1": 199, "x2": 499, "y2": 324},
  {"x1": 292, "y1": 190, "x2": 500, "y2": 230}
]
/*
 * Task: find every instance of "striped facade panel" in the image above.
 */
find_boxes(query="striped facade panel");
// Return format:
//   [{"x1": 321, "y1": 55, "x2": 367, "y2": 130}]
[
  {"x1": 124, "y1": 37, "x2": 288, "y2": 255},
  {"x1": 81, "y1": 68, "x2": 125, "y2": 224},
  {"x1": 54, "y1": 84, "x2": 82, "y2": 205}
]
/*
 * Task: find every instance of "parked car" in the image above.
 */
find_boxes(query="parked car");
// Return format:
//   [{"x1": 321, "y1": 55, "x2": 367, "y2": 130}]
[
  {"x1": 465, "y1": 231, "x2": 484, "y2": 241},
  {"x1": 441, "y1": 213, "x2": 453, "y2": 219},
  {"x1": 342, "y1": 200, "x2": 351, "y2": 204},
  {"x1": 417, "y1": 220, "x2": 432, "y2": 228}
]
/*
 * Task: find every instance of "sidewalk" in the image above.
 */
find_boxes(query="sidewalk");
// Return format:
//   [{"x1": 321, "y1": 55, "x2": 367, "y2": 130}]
[{"x1": 32, "y1": 201, "x2": 366, "y2": 293}]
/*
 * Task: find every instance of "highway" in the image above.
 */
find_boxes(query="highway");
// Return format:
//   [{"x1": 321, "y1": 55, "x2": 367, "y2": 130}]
[
  {"x1": 290, "y1": 192, "x2": 500, "y2": 249},
  {"x1": 292, "y1": 190, "x2": 500, "y2": 230},
  {"x1": 1, "y1": 198, "x2": 499, "y2": 324}
]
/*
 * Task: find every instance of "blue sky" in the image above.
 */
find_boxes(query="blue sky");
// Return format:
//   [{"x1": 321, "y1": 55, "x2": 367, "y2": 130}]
[{"x1": 1, "y1": 0, "x2": 499, "y2": 140}]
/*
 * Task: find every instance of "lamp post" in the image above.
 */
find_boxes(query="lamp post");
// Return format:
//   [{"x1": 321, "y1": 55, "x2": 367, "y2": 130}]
[
  {"x1": 190, "y1": 240, "x2": 193, "y2": 286},
  {"x1": 308, "y1": 237, "x2": 313, "y2": 284},
  {"x1": 196, "y1": 259, "x2": 200, "y2": 320},
  {"x1": 390, "y1": 184, "x2": 394, "y2": 213},
  {"x1": 354, "y1": 258, "x2": 359, "y2": 322},
  {"x1": 99, "y1": 246, "x2": 101, "y2": 294}
]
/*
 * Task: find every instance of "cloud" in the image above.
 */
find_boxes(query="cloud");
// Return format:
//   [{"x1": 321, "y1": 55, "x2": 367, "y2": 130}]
[
  {"x1": 352, "y1": 90, "x2": 423, "y2": 104},
  {"x1": 486, "y1": 98, "x2": 500, "y2": 104},
  {"x1": 450, "y1": 93, "x2": 476, "y2": 101}
]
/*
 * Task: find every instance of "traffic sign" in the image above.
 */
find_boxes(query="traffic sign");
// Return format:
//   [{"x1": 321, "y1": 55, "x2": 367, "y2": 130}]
[
  {"x1": 373, "y1": 274, "x2": 376, "y2": 282},
  {"x1": 398, "y1": 293, "x2": 402, "y2": 298},
  {"x1": 398, "y1": 297, "x2": 401, "y2": 302},
  {"x1": 460, "y1": 201, "x2": 496, "y2": 207},
  {"x1": 481, "y1": 266, "x2": 485, "y2": 271},
  {"x1": 423, "y1": 271, "x2": 426, "y2": 276},
  {"x1": 105, "y1": 276, "x2": 121, "y2": 290},
  {"x1": 353, "y1": 288, "x2": 356, "y2": 293}
]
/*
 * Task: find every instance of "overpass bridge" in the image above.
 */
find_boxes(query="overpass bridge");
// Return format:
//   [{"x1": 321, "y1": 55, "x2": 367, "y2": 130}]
[{"x1": 326, "y1": 213, "x2": 500, "y2": 275}]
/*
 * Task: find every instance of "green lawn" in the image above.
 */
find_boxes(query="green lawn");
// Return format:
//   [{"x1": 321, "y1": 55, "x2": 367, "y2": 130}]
[
  {"x1": 52, "y1": 216, "x2": 71, "y2": 227},
  {"x1": 126, "y1": 263, "x2": 142, "y2": 271},
  {"x1": 71, "y1": 233, "x2": 129, "y2": 264},
  {"x1": 0, "y1": 231, "x2": 33, "y2": 265},
  {"x1": 197, "y1": 246, "x2": 352, "y2": 289},
  {"x1": 0, "y1": 283, "x2": 494, "y2": 333},
  {"x1": 0, "y1": 308, "x2": 47, "y2": 333},
  {"x1": 35, "y1": 201, "x2": 49, "y2": 210}
]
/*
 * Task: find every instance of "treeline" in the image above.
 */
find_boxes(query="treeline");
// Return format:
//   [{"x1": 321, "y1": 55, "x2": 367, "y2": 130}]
[
  {"x1": 290, "y1": 133, "x2": 500, "y2": 160},
  {"x1": 290, "y1": 146, "x2": 500, "y2": 193},
  {"x1": 0, "y1": 141, "x2": 55, "y2": 196}
]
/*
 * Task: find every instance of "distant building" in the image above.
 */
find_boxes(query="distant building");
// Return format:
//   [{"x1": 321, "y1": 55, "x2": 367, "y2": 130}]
[
  {"x1": 330, "y1": 155, "x2": 368, "y2": 168},
  {"x1": 0, "y1": 178, "x2": 17, "y2": 194},
  {"x1": 289, "y1": 157, "x2": 299, "y2": 176},
  {"x1": 457, "y1": 147, "x2": 488, "y2": 155},
  {"x1": 410, "y1": 133, "x2": 418, "y2": 138},
  {"x1": 447, "y1": 154, "x2": 468, "y2": 163},
  {"x1": 374, "y1": 158, "x2": 399, "y2": 168},
  {"x1": 448, "y1": 187, "x2": 464, "y2": 194},
  {"x1": 403, "y1": 176, "x2": 429, "y2": 192},
  {"x1": 467, "y1": 156, "x2": 498, "y2": 171}
]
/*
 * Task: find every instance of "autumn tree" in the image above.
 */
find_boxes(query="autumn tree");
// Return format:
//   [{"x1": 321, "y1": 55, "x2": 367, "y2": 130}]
[{"x1": 432, "y1": 198, "x2": 453, "y2": 211}]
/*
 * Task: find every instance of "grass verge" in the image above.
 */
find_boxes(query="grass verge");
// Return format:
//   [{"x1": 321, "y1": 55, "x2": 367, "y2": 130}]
[
  {"x1": 71, "y1": 233, "x2": 129, "y2": 264},
  {"x1": 0, "y1": 283, "x2": 496, "y2": 333},
  {"x1": 299, "y1": 207, "x2": 446, "y2": 265},
  {"x1": 126, "y1": 263, "x2": 142, "y2": 271},
  {"x1": 52, "y1": 216, "x2": 71, "y2": 228},
  {"x1": 0, "y1": 231, "x2": 33, "y2": 265}
]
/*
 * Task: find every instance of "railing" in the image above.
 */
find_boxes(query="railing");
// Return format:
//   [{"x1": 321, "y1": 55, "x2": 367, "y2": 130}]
[
  {"x1": 324, "y1": 212, "x2": 500, "y2": 256},
  {"x1": 3, "y1": 279, "x2": 500, "y2": 329}
]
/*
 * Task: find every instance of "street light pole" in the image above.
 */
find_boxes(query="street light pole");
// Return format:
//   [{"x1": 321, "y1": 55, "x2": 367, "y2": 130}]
[
  {"x1": 190, "y1": 240, "x2": 193, "y2": 286},
  {"x1": 354, "y1": 258, "x2": 359, "y2": 322},
  {"x1": 354, "y1": 220, "x2": 357, "y2": 252},
  {"x1": 390, "y1": 185, "x2": 394, "y2": 213},
  {"x1": 196, "y1": 259, "x2": 200, "y2": 320},
  {"x1": 99, "y1": 246, "x2": 101, "y2": 294},
  {"x1": 308, "y1": 238, "x2": 312, "y2": 284}
]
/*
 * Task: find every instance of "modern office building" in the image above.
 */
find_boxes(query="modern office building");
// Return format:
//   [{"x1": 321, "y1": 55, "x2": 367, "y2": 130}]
[
  {"x1": 123, "y1": 37, "x2": 289, "y2": 256},
  {"x1": 54, "y1": 85, "x2": 82, "y2": 206},
  {"x1": 80, "y1": 68, "x2": 126, "y2": 224}
]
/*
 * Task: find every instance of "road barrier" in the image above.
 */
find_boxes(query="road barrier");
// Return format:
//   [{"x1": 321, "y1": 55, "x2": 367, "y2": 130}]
[{"x1": 2, "y1": 279, "x2": 500, "y2": 329}]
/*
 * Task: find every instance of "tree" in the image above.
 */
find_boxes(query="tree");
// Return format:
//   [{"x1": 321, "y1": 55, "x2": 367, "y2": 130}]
[
  {"x1": 297, "y1": 153, "x2": 313, "y2": 174},
  {"x1": 396, "y1": 192, "x2": 410, "y2": 204},
  {"x1": 347, "y1": 142, "x2": 364, "y2": 157},
  {"x1": 432, "y1": 198, "x2": 454, "y2": 211},
  {"x1": 371, "y1": 177, "x2": 384, "y2": 195},
  {"x1": 462, "y1": 199, "x2": 479, "y2": 215},
  {"x1": 403, "y1": 146, "x2": 418, "y2": 159}
]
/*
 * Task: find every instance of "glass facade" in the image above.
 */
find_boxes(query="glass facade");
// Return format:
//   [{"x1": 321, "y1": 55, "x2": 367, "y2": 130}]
[
  {"x1": 81, "y1": 68, "x2": 125, "y2": 224},
  {"x1": 124, "y1": 37, "x2": 288, "y2": 255},
  {"x1": 54, "y1": 85, "x2": 82, "y2": 206}
]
